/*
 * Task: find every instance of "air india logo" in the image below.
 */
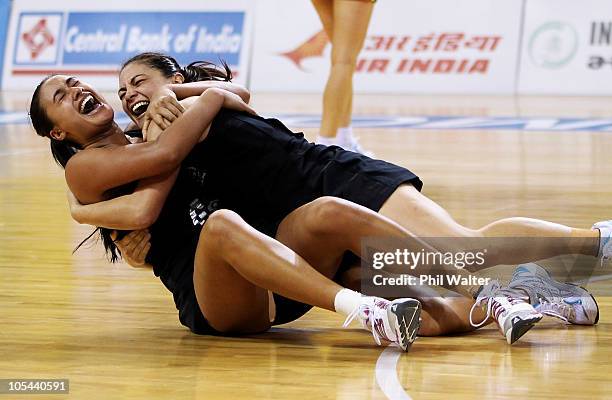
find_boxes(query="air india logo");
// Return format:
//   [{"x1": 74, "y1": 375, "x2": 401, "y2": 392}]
[
  {"x1": 15, "y1": 14, "x2": 62, "y2": 65},
  {"x1": 280, "y1": 30, "x2": 329, "y2": 71}
]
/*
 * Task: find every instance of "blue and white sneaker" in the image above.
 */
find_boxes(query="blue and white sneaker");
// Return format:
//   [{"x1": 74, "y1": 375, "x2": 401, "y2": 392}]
[
  {"x1": 593, "y1": 220, "x2": 612, "y2": 261},
  {"x1": 508, "y1": 263, "x2": 599, "y2": 325}
]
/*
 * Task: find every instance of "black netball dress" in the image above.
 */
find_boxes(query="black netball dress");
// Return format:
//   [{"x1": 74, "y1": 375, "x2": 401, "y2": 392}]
[
  {"x1": 188, "y1": 109, "x2": 422, "y2": 237},
  {"x1": 143, "y1": 109, "x2": 423, "y2": 335}
]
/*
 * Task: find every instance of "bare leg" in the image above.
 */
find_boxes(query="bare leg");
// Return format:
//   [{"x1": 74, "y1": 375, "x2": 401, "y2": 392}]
[
  {"x1": 193, "y1": 209, "x2": 347, "y2": 334},
  {"x1": 275, "y1": 197, "x2": 491, "y2": 334},
  {"x1": 337, "y1": 263, "x2": 491, "y2": 336},
  {"x1": 379, "y1": 185, "x2": 600, "y2": 268},
  {"x1": 312, "y1": 0, "x2": 374, "y2": 138}
]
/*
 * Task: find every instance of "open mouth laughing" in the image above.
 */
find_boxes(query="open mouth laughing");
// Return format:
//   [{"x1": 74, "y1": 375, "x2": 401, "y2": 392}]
[
  {"x1": 131, "y1": 101, "x2": 150, "y2": 119},
  {"x1": 79, "y1": 94, "x2": 102, "y2": 115}
]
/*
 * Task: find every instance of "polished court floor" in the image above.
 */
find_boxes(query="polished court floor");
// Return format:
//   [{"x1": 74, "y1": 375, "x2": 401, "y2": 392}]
[{"x1": 1, "y1": 91, "x2": 612, "y2": 399}]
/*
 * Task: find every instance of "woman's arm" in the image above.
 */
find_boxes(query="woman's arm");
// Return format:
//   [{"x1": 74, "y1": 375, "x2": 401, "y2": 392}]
[
  {"x1": 66, "y1": 88, "x2": 229, "y2": 203},
  {"x1": 69, "y1": 169, "x2": 179, "y2": 230},
  {"x1": 170, "y1": 81, "x2": 250, "y2": 104}
]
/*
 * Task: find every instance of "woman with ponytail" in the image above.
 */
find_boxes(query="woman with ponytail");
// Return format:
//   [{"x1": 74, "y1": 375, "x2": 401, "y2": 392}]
[
  {"x1": 29, "y1": 73, "x2": 431, "y2": 351},
  {"x1": 61, "y1": 52, "x2": 601, "y2": 345}
]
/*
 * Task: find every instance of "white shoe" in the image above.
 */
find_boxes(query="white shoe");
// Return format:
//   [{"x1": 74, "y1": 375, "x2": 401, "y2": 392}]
[
  {"x1": 343, "y1": 136, "x2": 374, "y2": 157},
  {"x1": 508, "y1": 263, "x2": 599, "y2": 325},
  {"x1": 344, "y1": 297, "x2": 421, "y2": 352},
  {"x1": 592, "y1": 220, "x2": 612, "y2": 260},
  {"x1": 470, "y1": 280, "x2": 543, "y2": 344}
]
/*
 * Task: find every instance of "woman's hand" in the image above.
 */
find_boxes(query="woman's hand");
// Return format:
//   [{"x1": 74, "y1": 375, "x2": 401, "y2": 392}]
[
  {"x1": 219, "y1": 89, "x2": 257, "y2": 116},
  {"x1": 111, "y1": 229, "x2": 152, "y2": 268},
  {"x1": 142, "y1": 85, "x2": 185, "y2": 139},
  {"x1": 142, "y1": 117, "x2": 164, "y2": 142}
]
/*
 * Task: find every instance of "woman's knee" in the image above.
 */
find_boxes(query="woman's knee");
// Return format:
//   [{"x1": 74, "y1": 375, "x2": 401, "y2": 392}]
[
  {"x1": 305, "y1": 197, "x2": 363, "y2": 234},
  {"x1": 201, "y1": 209, "x2": 246, "y2": 243},
  {"x1": 207, "y1": 315, "x2": 271, "y2": 336}
]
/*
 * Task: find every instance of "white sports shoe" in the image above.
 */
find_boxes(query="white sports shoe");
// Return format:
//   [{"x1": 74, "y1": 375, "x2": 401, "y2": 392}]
[
  {"x1": 470, "y1": 280, "x2": 543, "y2": 344},
  {"x1": 343, "y1": 136, "x2": 374, "y2": 157},
  {"x1": 344, "y1": 297, "x2": 421, "y2": 352},
  {"x1": 508, "y1": 263, "x2": 599, "y2": 325},
  {"x1": 592, "y1": 220, "x2": 612, "y2": 260}
]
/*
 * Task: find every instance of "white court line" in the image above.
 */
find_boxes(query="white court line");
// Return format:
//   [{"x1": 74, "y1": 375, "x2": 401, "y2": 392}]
[{"x1": 375, "y1": 345, "x2": 412, "y2": 400}]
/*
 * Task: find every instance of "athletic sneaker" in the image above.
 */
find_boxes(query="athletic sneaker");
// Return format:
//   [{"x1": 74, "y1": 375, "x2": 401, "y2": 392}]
[
  {"x1": 344, "y1": 297, "x2": 421, "y2": 352},
  {"x1": 343, "y1": 136, "x2": 374, "y2": 157},
  {"x1": 508, "y1": 263, "x2": 599, "y2": 325},
  {"x1": 592, "y1": 220, "x2": 612, "y2": 261},
  {"x1": 470, "y1": 280, "x2": 543, "y2": 344}
]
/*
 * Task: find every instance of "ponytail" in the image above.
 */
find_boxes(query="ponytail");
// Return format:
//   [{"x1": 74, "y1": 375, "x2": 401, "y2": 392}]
[
  {"x1": 180, "y1": 60, "x2": 232, "y2": 83},
  {"x1": 121, "y1": 52, "x2": 232, "y2": 84}
]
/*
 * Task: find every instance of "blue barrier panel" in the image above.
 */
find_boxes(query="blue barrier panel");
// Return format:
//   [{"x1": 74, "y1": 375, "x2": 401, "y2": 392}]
[{"x1": 0, "y1": 0, "x2": 11, "y2": 88}]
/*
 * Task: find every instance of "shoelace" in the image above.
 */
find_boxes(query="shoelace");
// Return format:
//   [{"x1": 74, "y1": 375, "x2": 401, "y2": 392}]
[
  {"x1": 537, "y1": 298, "x2": 574, "y2": 323},
  {"x1": 343, "y1": 300, "x2": 388, "y2": 345},
  {"x1": 469, "y1": 281, "x2": 524, "y2": 328}
]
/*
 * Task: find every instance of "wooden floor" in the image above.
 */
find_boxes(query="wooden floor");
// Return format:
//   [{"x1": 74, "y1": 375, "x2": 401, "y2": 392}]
[{"x1": 1, "y1": 92, "x2": 612, "y2": 399}]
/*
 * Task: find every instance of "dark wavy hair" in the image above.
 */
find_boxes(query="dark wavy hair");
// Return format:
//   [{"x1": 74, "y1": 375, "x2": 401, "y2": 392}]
[
  {"x1": 29, "y1": 75, "x2": 124, "y2": 262},
  {"x1": 30, "y1": 54, "x2": 232, "y2": 264},
  {"x1": 121, "y1": 52, "x2": 232, "y2": 83}
]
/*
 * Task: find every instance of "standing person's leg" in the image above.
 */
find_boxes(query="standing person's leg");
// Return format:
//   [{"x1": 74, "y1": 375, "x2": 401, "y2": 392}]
[
  {"x1": 313, "y1": 0, "x2": 374, "y2": 152},
  {"x1": 379, "y1": 185, "x2": 601, "y2": 268},
  {"x1": 193, "y1": 209, "x2": 420, "y2": 350}
]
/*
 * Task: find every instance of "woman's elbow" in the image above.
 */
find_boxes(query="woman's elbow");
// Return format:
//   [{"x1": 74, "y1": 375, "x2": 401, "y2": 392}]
[
  {"x1": 70, "y1": 210, "x2": 85, "y2": 225},
  {"x1": 133, "y1": 201, "x2": 163, "y2": 229},
  {"x1": 130, "y1": 208, "x2": 156, "y2": 229},
  {"x1": 241, "y1": 90, "x2": 251, "y2": 104}
]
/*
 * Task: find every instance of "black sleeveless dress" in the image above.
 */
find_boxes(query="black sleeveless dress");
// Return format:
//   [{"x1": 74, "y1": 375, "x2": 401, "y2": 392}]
[{"x1": 143, "y1": 109, "x2": 423, "y2": 335}]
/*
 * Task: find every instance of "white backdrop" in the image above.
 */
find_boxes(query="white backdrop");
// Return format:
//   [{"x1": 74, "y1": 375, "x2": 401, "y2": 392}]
[
  {"x1": 250, "y1": 0, "x2": 523, "y2": 94},
  {"x1": 3, "y1": 0, "x2": 612, "y2": 95},
  {"x1": 519, "y1": 0, "x2": 612, "y2": 95}
]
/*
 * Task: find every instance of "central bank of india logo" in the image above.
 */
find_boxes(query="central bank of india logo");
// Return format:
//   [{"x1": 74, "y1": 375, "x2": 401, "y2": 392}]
[{"x1": 529, "y1": 21, "x2": 578, "y2": 69}]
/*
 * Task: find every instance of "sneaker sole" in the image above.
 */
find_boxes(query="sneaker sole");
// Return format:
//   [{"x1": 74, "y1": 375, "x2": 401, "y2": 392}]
[
  {"x1": 589, "y1": 292, "x2": 600, "y2": 324},
  {"x1": 506, "y1": 314, "x2": 543, "y2": 344},
  {"x1": 567, "y1": 283, "x2": 600, "y2": 325},
  {"x1": 390, "y1": 299, "x2": 422, "y2": 352}
]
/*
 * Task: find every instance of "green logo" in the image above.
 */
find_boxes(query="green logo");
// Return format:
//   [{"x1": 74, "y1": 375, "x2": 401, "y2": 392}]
[{"x1": 528, "y1": 21, "x2": 578, "y2": 69}]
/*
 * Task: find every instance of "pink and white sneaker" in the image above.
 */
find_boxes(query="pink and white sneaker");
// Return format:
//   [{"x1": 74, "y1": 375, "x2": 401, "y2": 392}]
[
  {"x1": 344, "y1": 297, "x2": 421, "y2": 352},
  {"x1": 470, "y1": 280, "x2": 543, "y2": 344}
]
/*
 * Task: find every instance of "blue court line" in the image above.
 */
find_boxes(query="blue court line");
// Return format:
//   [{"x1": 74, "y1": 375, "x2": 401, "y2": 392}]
[{"x1": 5, "y1": 112, "x2": 612, "y2": 132}]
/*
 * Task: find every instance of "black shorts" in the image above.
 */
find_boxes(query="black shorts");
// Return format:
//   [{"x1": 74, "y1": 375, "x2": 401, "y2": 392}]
[
  {"x1": 151, "y1": 110, "x2": 424, "y2": 335},
  {"x1": 180, "y1": 252, "x2": 361, "y2": 335}
]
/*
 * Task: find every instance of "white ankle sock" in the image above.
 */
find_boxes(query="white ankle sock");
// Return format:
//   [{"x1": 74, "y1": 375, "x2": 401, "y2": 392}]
[
  {"x1": 316, "y1": 134, "x2": 341, "y2": 146},
  {"x1": 597, "y1": 227, "x2": 612, "y2": 257},
  {"x1": 336, "y1": 126, "x2": 353, "y2": 145},
  {"x1": 334, "y1": 288, "x2": 363, "y2": 316}
]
